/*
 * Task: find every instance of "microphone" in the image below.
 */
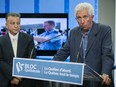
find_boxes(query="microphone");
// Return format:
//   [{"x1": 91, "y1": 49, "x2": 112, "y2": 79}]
[
  {"x1": 29, "y1": 47, "x2": 35, "y2": 59},
  {"x1": 76, "y1": 34, "x2": 83, "y2": 62},
  {"x1": 29, "y1": 30, "x2": 67, "y2": 58}
]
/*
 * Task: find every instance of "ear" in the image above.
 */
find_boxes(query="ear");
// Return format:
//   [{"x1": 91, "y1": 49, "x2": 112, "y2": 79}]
[{"x1": 5, "y1": 23, "x2": 8, "y2": 29}]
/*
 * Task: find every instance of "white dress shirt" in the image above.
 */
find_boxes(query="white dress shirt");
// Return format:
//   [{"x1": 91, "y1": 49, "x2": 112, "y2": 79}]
[{"x1": 8, "y1": 32, "x2": 19, "y2": 57}]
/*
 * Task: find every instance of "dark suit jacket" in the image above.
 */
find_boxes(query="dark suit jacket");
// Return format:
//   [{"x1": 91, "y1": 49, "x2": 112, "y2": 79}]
[
  {"x1": 0, "y1": 32, "x2": 36, "y2": 87},
  {"x1": 53, "y1": 22, "x2": 114, "y2": 87}
]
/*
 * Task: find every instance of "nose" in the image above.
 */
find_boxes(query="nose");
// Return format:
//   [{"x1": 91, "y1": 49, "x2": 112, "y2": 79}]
[
  {"x1": 81, "y1": 18, "x2": 85, "y2": 23},
  {"x1": 14, "y1": 24, "x2": 19, "y2": 28}
]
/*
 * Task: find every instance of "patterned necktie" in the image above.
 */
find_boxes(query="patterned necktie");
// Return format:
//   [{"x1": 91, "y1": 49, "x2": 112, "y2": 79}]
[{"x1": 12, "y1": 38, "x2": 17, "y2": 57}]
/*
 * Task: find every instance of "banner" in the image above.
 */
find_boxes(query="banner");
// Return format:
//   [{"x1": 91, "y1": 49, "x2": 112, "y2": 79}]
[{"x1": 12, "y1": 58, "x2": 84, "y2": 85}]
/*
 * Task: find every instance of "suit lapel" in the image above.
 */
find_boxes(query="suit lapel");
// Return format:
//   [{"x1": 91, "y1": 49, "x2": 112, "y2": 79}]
[
  {"x1": 85, "y1": 22, "x2": 99, "y2": 56},
  {"x1": 5, "y1": 34, "x2": 14, "y2": 57},
  {"x1": 17, "y1": 32, "x2": 23, "y2": 57},
  {"x1": 74, "y1": 27, "x2": 83, "y2": 59}
]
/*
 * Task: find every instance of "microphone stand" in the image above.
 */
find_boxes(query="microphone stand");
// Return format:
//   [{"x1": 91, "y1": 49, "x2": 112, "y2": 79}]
[{"x1": 76, "y1": 35, "x2": 83, "y2": 62}]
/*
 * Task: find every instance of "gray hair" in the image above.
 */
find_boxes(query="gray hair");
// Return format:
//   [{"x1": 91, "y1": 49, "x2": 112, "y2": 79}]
[
  {"x1": 6, "y1": 12, "x2": 21, "y2": 21},
  {"x1": 74, "y1": 2, "x2": 94, "y2": 16}
]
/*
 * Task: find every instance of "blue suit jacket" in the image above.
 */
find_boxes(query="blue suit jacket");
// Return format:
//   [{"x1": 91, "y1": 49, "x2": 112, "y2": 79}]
[
  {"x1": 0, "y1": 32, "x2": 36, "y2": 87},
  {"x1": 53, "y1": 22, "x2": 114, "y2": 77}
]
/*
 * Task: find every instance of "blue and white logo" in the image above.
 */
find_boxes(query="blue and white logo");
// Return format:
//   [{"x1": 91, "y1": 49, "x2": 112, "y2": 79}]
[
  {"x1": 16, "y1": 61, "x2": 40, "y2": 73},
  {"x1": 16, "y1": 62, "x2": 24, "y2": 73}
]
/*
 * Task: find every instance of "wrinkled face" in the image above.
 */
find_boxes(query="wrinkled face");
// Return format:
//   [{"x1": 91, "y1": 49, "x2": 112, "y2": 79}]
[
  {"x1": 6, "y1": 16, "x2": 20, "y2": 35},
  {"x1": 43, "y1": 22, "x2": 54, "y2": 31},
  {"x1": 76, "y1": 10, "x2": 94, "y2": 30}
]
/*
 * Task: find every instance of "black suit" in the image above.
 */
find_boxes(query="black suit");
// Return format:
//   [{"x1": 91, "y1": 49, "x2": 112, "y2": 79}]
[{"x1": 0, "y1": 32, "x2": 36, "y2": 87}]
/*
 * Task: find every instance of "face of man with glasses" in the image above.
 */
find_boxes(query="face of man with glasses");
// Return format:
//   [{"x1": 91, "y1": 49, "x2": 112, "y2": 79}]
[{"x1": 75, "y1": 10, "x2": 94, "y2": 31}]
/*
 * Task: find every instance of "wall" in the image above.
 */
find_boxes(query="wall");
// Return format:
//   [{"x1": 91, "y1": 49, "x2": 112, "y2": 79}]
[{"x1": 98, "y1": 0, "x2": 115, "y2": 46}]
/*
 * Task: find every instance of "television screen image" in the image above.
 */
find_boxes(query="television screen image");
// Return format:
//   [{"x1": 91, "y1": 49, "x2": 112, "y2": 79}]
[{"x1": 0, "y1": 13, "x2": 68, "y2": 56}]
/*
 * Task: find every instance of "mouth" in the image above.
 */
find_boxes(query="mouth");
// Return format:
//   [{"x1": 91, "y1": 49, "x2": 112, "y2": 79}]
[
  {"x1": 14, "y1": 29, "x2": 18, "y2": 30},
  {"x1": 14, "y1": 29, "x2": 19, "y2": 31},
  {"x1": 81, "y1": 25, "x2": 86, "y2": 28}
]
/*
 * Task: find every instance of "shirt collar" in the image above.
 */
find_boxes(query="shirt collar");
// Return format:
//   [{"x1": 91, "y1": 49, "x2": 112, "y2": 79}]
[
  {"x1": 46, "y1": 29, "x2": 55, "y2": 34},
  {"x1": 8, "y1": 32, "x2": 19, "y2": 40}
]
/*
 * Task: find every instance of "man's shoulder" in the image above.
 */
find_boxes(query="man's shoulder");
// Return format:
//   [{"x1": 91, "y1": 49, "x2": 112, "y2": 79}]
[
  {"x1": 96, "y1": 23, "x2": 111, "y2": 32},
  {"x1": 72, "y1": 26, "x2": 79, "y2": 29},
  {"x1": 54, "y1": 29, "x2": 59, "y2": 33},
  {"x1": 0, "y1": 34, "x2": 7, "y2": 40},
  {"x1": 20, "y1": 32, "x2": 32, "y2": 36},
  {"x1": 19, "y1": 32, "x2": 33, "y2": 39},
  {"x1": 94, "y1": 22, "x2": 111, "y2": 30},
  {"x1": 48, "y1": 29, "x2": 60, "y2": 35},
  {"x1": 70, "y1": 26, "x2": 80, "y2": 32},
  {"x1": 0, "y1": 34, "x2": 9, "y2": 44}
]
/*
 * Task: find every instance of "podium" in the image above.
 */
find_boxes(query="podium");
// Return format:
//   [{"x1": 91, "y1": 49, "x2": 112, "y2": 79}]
[
  {"x1": 51, "y1": 64, "x2": 103, "y2": 87},
  {"x1": 84, "y1": 64, "x2": 102, "y2": 82},
  {"x1": 12, "y1": 58, "x2": 102, "y2": 86}
]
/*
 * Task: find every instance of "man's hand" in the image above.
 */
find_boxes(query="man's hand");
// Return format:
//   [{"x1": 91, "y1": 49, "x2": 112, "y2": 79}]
[
  {"x1": 11, "y1": 77, "x2": 22, "y2": 85},
  {"x1": 11, "y1": 78, "x2": 20, "y2": 85},
  {"x1": 101, "y1": 74, "x2": 111, "y2": 85}
]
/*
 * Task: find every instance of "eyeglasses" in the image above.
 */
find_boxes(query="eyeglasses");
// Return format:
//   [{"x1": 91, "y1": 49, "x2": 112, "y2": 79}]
[{"x1": 75, "y1": 15, "x2": 90, "y2": 21}]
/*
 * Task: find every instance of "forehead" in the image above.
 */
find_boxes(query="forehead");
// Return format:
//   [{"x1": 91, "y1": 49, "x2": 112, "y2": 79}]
[
  {"x1": 44, "y1": 22, "x2": 49, "y2": 25},
  {"x1": 7, "y1": 16, "x2": 20, "y2": 21},
  {"x1": 76, "y1": 10, "x2": 89, "y2": 16}
]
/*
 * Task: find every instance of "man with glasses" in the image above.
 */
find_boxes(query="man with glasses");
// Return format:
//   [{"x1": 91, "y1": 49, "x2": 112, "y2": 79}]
[{"x1": 53, "y1": 2, "x2": 114, "y2": 87}]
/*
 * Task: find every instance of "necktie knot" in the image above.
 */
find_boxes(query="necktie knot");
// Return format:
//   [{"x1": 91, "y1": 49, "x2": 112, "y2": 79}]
[{"x1": 13, "y1": 37, "x2": 16, "y2": 41}]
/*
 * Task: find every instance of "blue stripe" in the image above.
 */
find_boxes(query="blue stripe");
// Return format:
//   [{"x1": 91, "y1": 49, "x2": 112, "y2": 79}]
[
  {"x1": 94, "y1": 0, "x2": 98, "y2": 22},
  {"x1": 34, "y1": 0, "x2": 39, "y2": 13},
  {"x1": 64, "y1": 0, "x2": 69, "y2": 13},
  {"x1": 5, "y1": 0, "x2": 10, "y2": 13}
]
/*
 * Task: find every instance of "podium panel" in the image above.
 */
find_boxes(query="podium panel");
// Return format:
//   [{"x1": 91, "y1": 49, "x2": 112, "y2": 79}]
[{"x1": 12, "y1": 58, "x2": 102, "y2": 85}]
